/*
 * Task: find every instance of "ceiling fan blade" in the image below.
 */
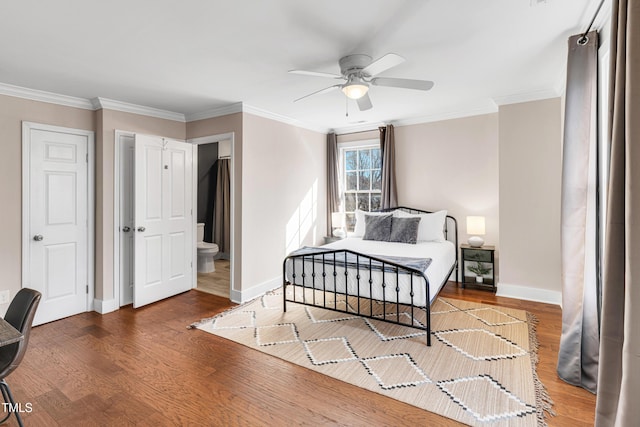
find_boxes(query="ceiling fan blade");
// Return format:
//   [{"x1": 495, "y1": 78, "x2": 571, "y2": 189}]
[
  {"x1": 356, "y1": 93, "x2": 373, "y2": 111},
  {"x1": 294, "y1": 85, "x2": 342, "y2": 102},
  {"x1": 371, "y1": 77, "x2": 434, "y2": 91},
  {"x1": 362, "y1": 53, "x2": 405, "y2": 76},
  {"x1": 289, "y1": 70, "x2": 343, "y2": 79}
]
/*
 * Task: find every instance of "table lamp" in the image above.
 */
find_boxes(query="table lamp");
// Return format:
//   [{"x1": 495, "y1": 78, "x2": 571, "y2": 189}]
[
  {"x1": 331, "y1": 212, "x2": 346, "y2": 238},
  {"x1": 466, "y1": 216, "x2": 485, "y2": 248}
]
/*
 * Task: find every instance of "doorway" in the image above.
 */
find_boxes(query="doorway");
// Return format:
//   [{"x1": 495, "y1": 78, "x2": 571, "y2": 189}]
[
  {"x1": 114, "y1": 131, "x2": 234, "y2": 307},
  {"x1": 191, "y1": 134, "x2": 233, "y2": 299},
  {"x1": 114, "y1": 132, "x2": 196, "y2": 308}
]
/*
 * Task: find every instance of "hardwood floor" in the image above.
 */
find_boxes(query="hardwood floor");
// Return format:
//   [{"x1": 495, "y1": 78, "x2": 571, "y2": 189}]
[
  {"x1": 7, "y1": 282, "x2": 595, "y2": 426},
  {"x1": 196, "y1": 259, "x2": 231, "y2": 299}
]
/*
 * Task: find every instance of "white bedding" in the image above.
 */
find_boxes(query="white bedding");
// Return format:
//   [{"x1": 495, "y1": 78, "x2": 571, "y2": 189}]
[{"x1": 285, "y1": 237, "x2": 455, "y2": 306}]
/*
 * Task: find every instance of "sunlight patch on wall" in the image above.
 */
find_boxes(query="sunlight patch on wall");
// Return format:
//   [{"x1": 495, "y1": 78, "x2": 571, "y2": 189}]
[{"x1": 285, "y1": 180, "x2": 319, "y2": 254}]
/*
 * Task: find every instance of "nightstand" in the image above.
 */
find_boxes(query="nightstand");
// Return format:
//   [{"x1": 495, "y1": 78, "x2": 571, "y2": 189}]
[
  {"x1": 323, "y1": 236, "x2": 344, "y2": 244},
  {"x1": 460, "y1": 244, "x2": 496, "y2": 292}
]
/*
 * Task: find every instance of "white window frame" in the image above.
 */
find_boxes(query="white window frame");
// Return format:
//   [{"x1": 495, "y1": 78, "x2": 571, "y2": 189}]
[{"x1": 338, "y1": 139, "x2": 382, "y2": 231}]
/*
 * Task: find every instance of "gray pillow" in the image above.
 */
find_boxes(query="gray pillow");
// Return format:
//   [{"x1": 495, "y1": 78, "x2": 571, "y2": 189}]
[
  {"x1": 389, "y1": 217, "x2": 421, "y2": 244},
  {"x1": 362, "y1": 214, "x2": 393, "y2": 241}
]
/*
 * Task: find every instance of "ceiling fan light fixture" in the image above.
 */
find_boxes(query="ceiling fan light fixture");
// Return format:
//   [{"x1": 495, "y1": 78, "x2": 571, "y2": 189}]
[{"x1": 342, "y1": 77, "x2": 369, "y2": 99}]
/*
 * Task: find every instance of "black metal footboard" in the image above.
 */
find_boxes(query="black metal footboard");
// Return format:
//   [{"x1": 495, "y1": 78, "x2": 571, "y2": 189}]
[{"x1": 282, "y1": 249, "x2": 434, "y2": 346}]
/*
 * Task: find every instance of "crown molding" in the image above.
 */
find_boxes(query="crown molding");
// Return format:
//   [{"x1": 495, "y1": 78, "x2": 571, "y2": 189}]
[
  {"x1": 0, "y1": 82, "x2": 188, "y2": 122},
  {"x1": 492, "y1": 88, "x2": 560, "y2": 107},
  {"x1": 184, "y1": 102, "x2": 243, "y2": 122},
  {"x1": 241, "y1": 104, "x2": 330, "y2": 134},
  {"x1": 397, "y1": 104, "x2": 499, "y2": 127},
  {"x1": 332, "y1": 103, "x2": 500, "y2": 134},
  {"x1": 0, "y1": 82, "x2": 94, "y2": 110},
  {"x1": 92, "y1": 97, "x2": 185, "y2": 122},
  {"x1": 185, "y1": 102, "x2": 330, "y2": 134},
  {"x1": 1, "y1": 81, "x2": 562, "y2": 134}
]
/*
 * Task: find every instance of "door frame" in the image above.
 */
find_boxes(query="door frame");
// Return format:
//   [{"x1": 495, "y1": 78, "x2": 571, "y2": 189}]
[
  {"x1": 114, "y1": 130, "x2": 135, "y2": 307},
  {"x1": 188, "y1": 132, "x2": 235, "y2": 295},
  {"x1": 21, "y1": 121, "x2": 95, "y2": 311},
  {"x1": 114, "y1": 131, "x2": 235, "y2": 306}
]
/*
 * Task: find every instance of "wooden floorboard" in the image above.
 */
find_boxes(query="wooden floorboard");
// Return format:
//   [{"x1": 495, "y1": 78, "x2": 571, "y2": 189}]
[
  {"x1": 196, "y1": 259, "x2": 231, "y2": 299},
  {"x1": 5, "y1": 283, "x2": 595, "y2": 426}
]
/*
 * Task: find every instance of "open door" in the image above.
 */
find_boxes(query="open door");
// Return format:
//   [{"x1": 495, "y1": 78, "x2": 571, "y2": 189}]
[{"x1": 133, "y1": 134, "x2": 193, "y2": 308}]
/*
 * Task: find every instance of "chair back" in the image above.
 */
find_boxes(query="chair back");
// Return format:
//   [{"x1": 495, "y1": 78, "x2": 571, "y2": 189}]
[{"x1": 0, "y1": 288, "x2": 41, "y2": 379}]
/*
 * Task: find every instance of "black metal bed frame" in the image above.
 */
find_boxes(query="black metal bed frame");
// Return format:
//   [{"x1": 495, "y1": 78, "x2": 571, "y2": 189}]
[{"x1": 282, "y1": 207, "x2": 458, "y2": 346}]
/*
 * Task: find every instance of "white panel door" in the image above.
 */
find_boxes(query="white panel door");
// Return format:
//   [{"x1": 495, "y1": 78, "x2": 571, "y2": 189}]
[
  {"x1": 133, "y1": 135, "x2": 193, "y2": 308},
  {"x1": 26, "y1": 125, "x2": 91, "y2": 325}
]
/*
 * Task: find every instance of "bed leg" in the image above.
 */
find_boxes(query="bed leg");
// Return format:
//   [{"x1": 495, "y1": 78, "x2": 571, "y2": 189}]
[
  {"x1": 426, "y1": 306, "x2": 432, "y2": 346},
  {"x1": 283, "y1": 283, "x2": 287, "y2": 312}
]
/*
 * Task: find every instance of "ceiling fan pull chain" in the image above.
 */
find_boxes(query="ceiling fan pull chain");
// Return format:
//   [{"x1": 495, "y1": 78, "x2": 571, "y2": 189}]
[{"x1": 345, "y1": 96, "x2": 349, "y2": 117}]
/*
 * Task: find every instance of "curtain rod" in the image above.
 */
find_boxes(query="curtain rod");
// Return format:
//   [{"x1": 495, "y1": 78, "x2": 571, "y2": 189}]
[
  {"x1": 579, "y1": 0, "x2": 605, "y2": 43},
  {"x1": 335, "y1": 124, "x2": 395, "y2": 136},
  {"x1": 336, "y1": 128, "x2": 380, "y2": 136}
]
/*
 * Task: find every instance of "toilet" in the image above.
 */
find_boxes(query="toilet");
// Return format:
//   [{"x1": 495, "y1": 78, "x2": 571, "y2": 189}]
[{"x1": 197, "y1": 223, "x2": 219, "y2": 273}]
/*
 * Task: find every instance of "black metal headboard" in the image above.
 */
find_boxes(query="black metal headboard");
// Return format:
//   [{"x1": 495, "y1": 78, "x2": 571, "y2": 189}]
[{"x1": 376, "y1": 206, "x2": 459, "y2": 283}]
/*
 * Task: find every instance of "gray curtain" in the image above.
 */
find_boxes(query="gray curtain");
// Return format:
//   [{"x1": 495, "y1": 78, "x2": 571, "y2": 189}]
[
  {"x1": 596, "y1": 0, "x2": 640, "y2": 424},
  {"x1": 379, "y1": 124, "x2": 398, "y2": 209},
  {"x1": 557, "y1": 30, "x2": 600, "y2": 393},
  {"x1": 326, "y1": 133, "x2": 340, "y2": 235},
  {"x1": 214, "y1": 158, "x2": 230, "y2": 254}
]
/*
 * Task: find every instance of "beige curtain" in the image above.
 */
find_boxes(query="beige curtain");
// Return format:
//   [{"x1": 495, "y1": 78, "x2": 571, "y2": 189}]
[
  {"x1": 326, "y1": 133, "x2": 340, "y2": 235},
  {"x1": 214, "y1": 158, "x2": 230, "y2": 254},
  {"x1": 557, "y1": 30, "x2": 600, "y2": 393},
  {"x1": 379, "y1": 124, "x2": 397, "y2": 209},
  {"x1": 595, "y1": 0, "x2": 640, "y2": 424}
]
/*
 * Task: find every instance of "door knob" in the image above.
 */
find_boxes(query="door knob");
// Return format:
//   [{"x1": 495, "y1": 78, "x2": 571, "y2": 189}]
[
  {"x1": 33, "y1": 234, "x2": 44, "y2": 241},
  {"x1": 122, "y1": 226, "x2": 131, "y2": 232},
  {"x1": 137, "y1": 227, "x2": 146, "y2": 232}
]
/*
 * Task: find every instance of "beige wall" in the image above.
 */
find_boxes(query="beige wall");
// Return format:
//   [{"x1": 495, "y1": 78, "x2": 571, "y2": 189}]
[
  {"x1": 1, "y1": 94, "x2": 323, "y2": 307},
  {"x1": 337, "y1": 130, "x2": 378, "y2": 143},
  {"x1": 498, "y1": 98, "x2": 562, "y2": 300},
  {"x1": 395, "y1": 115, "x2": 500, "y2": 263},
  {"x1": 186, "y1": 113, "x2": 243, "y2": 293},
  {"x1": 336, "y1": 104, "x2": 562, "y2": 304},
  {"x1": 0, "y1": 94, "x2": 95, "y2": 311},
  {"x1": 241, "y1": 113, "x2": 327, "y2": 295},
  {"x1": 1, "y1": 89, "x2": 562, "y2": 309},
  {"x1": 338, "y1": 115, "x2": 500, "y2": 281},
  {"x1": 95, "y1": 109, "x2": 185, "y2": 301}
]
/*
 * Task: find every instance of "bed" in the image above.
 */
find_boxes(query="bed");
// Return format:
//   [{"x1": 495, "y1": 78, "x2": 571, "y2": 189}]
[{"x1": 282, "y1": 207, "x2": 458, "y2": 345}]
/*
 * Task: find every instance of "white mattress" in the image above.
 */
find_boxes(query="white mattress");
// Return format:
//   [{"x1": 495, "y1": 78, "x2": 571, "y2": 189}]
[{"x1": 285, "y1": 237, "x2": 456, "y2": 306}]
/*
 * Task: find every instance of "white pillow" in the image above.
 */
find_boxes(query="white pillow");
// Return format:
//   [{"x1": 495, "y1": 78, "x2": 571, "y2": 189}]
[
  {"x1": 394, "y1": 209, "x2": 447, "y2": 242},
  {"x1": 352, "y1": 209, "x2": 396, "y2": 237}
]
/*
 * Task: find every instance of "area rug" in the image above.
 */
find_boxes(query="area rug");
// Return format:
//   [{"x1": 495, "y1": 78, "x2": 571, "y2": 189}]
[{"x1": 190, "y1": 289, "x2": 553, "y2": 426}]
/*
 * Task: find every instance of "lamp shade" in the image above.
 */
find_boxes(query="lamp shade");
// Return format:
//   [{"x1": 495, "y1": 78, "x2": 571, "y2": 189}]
[
  {"x1": 341, "y1": 76, "x2": 369, "y2": 99},
  {"x1": 467, "y1": 216, "x2": 485, "y2": 235},
  {"x1": 342, "y1": 84, "x2": 369, "y2": 99},
  {"x1": 331, "y1": 212, "x2": 345, "y2": 228}
]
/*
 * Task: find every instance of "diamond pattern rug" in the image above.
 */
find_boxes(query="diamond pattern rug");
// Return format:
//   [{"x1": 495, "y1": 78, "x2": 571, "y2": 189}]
[{"x1": 191, "y1": 289, "x2": 552, "y2": 426}]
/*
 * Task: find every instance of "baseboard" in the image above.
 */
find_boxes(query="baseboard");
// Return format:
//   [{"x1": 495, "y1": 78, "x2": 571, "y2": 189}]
[
  {"x1": 230, "y1": 276, "x2": 282, "y2": 304},
  {"x1": 93, "y1": 298, "x2": 119, "y2": 314},
  {"x1": 229, "y1": 277, "x2": 563, "y2": 307},
  {"x1": 496, "y1": 282, "x2": 562, "y2": 307}
]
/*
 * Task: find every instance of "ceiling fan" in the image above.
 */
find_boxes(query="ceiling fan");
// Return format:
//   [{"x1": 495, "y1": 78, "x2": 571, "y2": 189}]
[{"x1": 289, "y1": 53, "x2": 434, "y2": 111}]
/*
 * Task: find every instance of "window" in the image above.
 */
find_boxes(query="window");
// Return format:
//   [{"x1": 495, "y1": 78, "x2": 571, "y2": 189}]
[{"x1": 339, "y1": 141, "x2": 381, "y2": 232}]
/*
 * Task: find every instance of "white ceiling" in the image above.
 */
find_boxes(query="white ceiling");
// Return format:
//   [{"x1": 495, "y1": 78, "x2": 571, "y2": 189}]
[{"x1": 0, "y1": 0, "x2": 601, "y2": 132}]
